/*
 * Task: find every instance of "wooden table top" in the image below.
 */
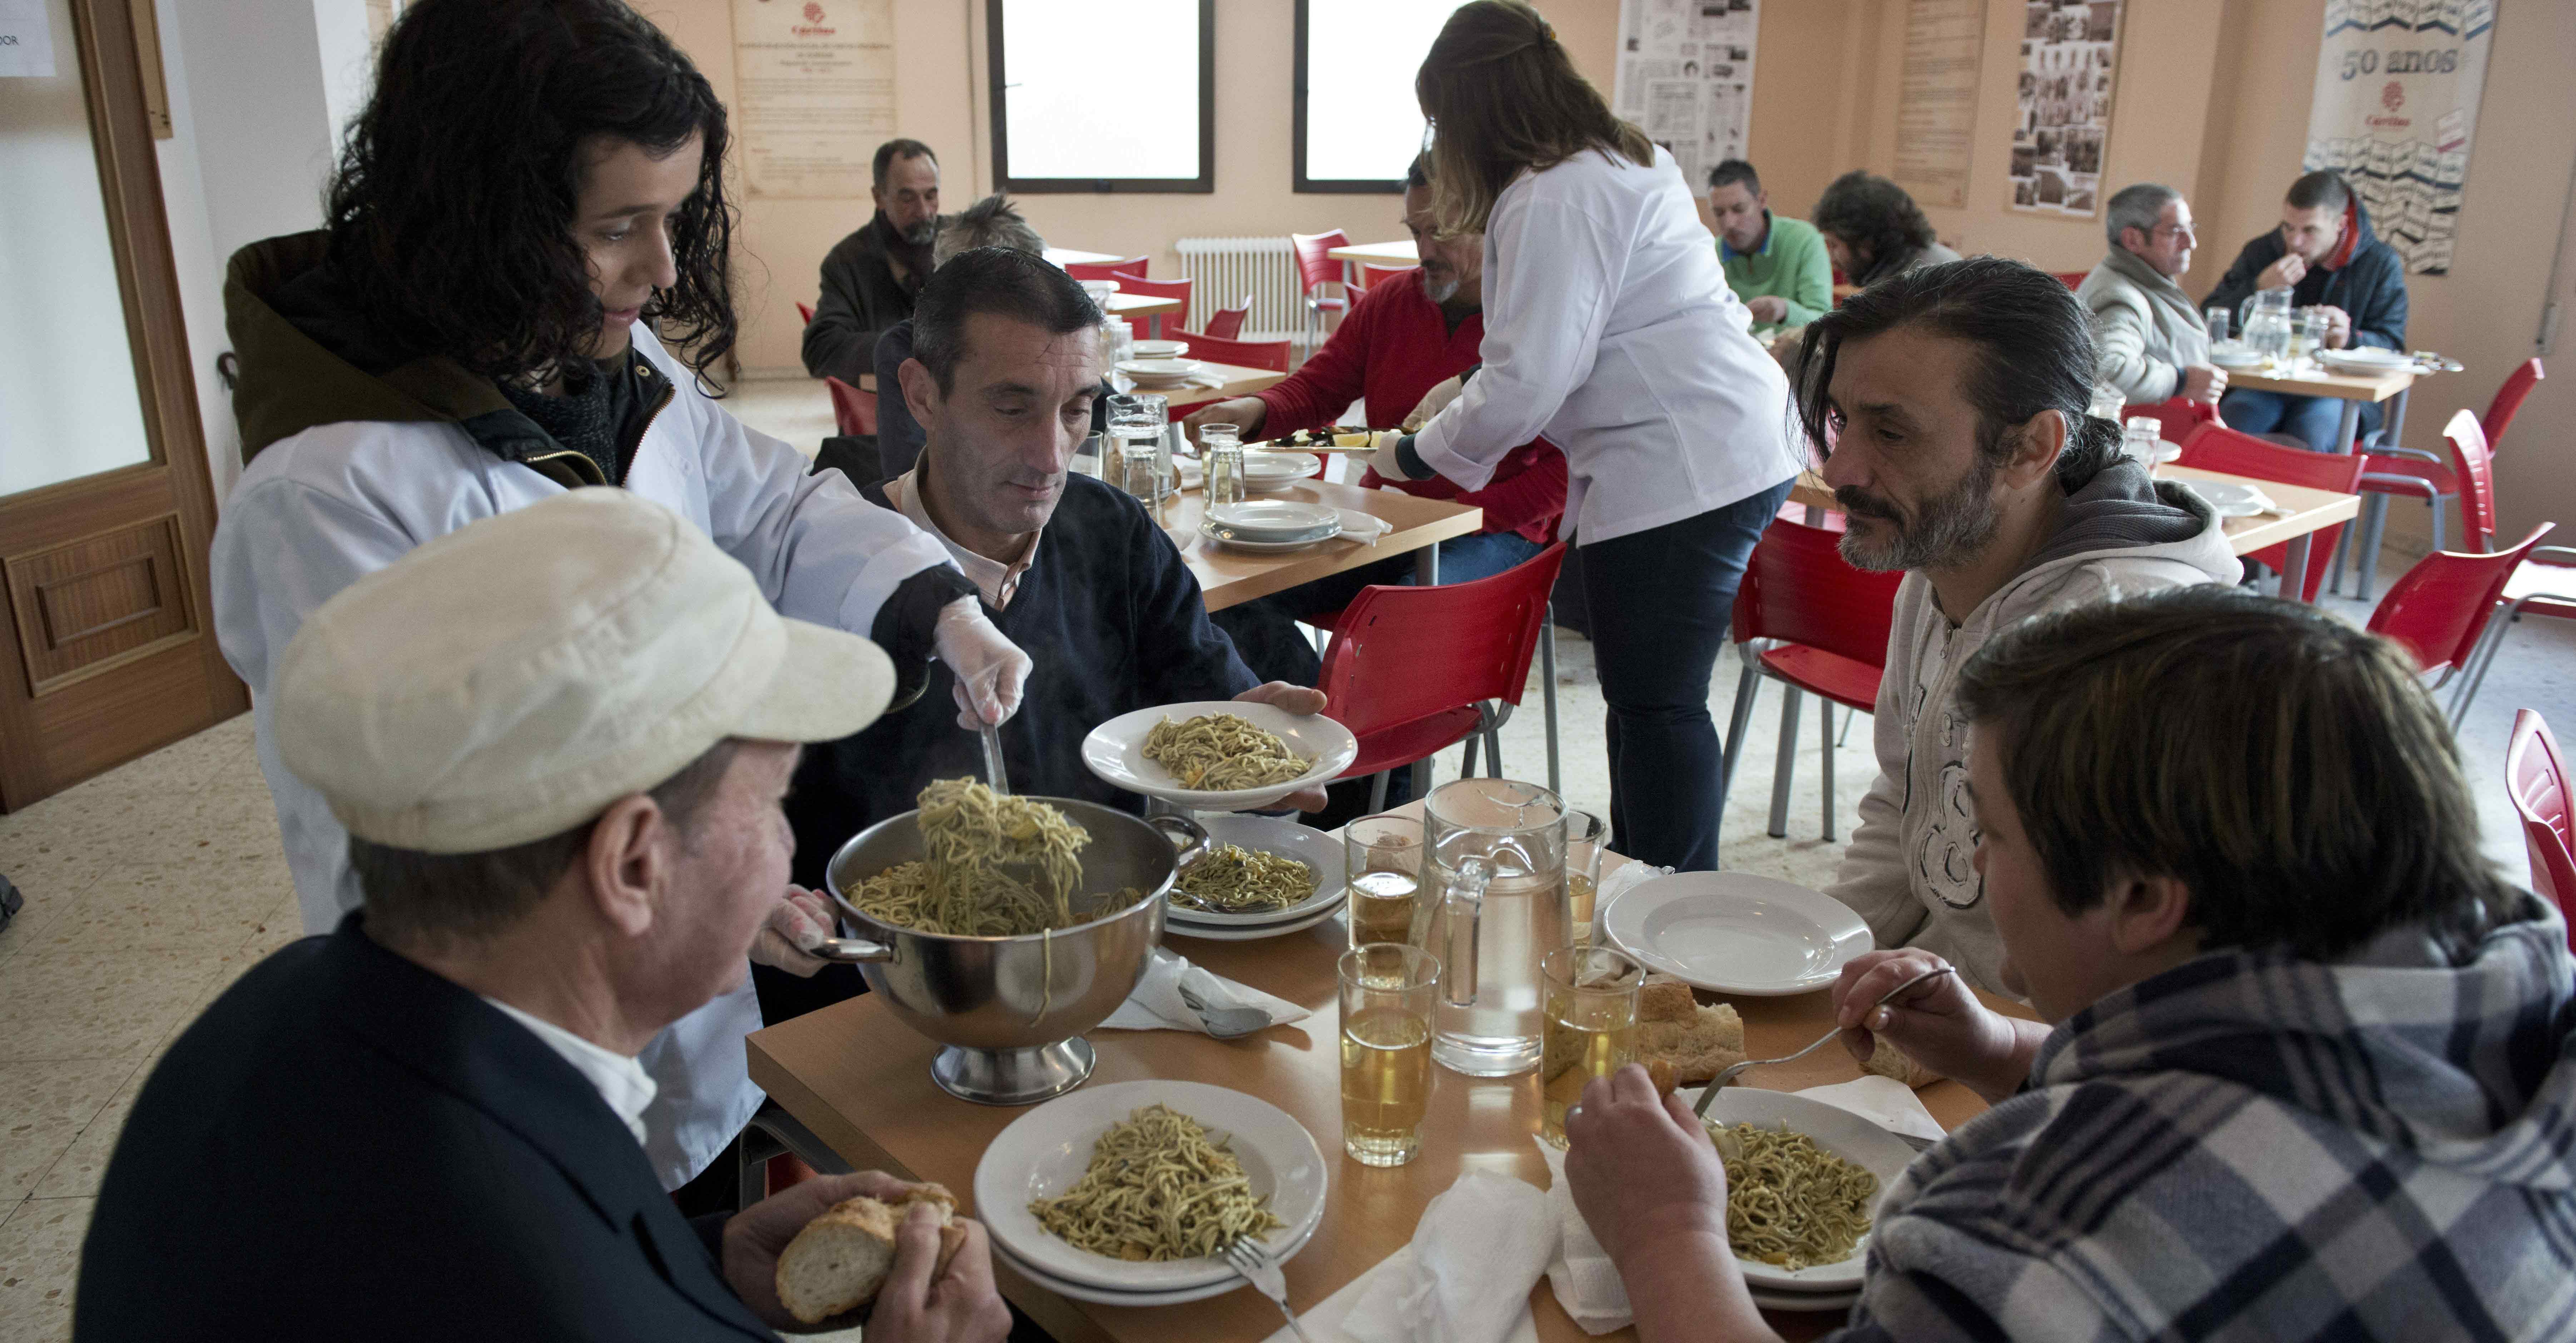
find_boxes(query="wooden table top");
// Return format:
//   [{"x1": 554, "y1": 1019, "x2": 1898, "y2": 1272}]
[
  {"x1": 1116, "y1": 360, "x2": 1289, "y2": 405},
  {"x1": 1787, "y1": 464, "x2": 2359, "y2": 558},
  {"x1": 2221, "y1": 360, "x2": 2415, "y2": 402},
  {"x1": 1156, "y1": 476, "x2": 1482, "y2": 611},
  {"x1": 1106, "y1": 292, "x2": 1183, "y2": 320},
  {"x1": 1047, "y1": 247, "x2": 1129, "y2": 268},
  {"x1": 749, "y1": 903, "x2": 2032, "y2": 1343},
  {"x1": 1326, "y1": 240, "x2": 1418, "y2": 266}
]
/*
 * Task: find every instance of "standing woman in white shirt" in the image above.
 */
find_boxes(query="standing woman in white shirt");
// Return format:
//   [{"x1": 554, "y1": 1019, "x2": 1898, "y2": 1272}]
[{"x1": 1376, "y1": 0, "x2": 1804, "y2": 870}]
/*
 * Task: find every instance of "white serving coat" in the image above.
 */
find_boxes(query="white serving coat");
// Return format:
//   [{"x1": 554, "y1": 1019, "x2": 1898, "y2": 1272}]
[
  {"x1": 212, "y1": 324, "x2": 955, "y2": 1189},
  {"x1": 1412, "y1": 145, "x2": 1804, "y2": 544}
]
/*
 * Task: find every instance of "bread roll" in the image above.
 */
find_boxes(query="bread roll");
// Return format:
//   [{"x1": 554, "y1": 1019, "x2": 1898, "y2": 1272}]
[
  {"x1": 1638, "y1": 973, "x2": 1699, "y2": 1024},
  {"x1": 1861, "y1": 1036, "x2": 1941, "y2": 1089},
  {"x1": 775, "y1": 1184, "x2": 963, "y2": 1325},
  {"x1": 1636, "y1": 1001, "x2": 1746, "y2": 1086}
]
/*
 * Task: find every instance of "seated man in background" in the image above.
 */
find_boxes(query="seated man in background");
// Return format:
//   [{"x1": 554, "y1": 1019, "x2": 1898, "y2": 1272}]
[
  {"x1": 1565, "y1": 585, "x2": 2572, "y2": 1341},
  {"x1": 803, "y1": 137, "x2": 943, "y2": 385},
  {"x1": 1707, "y1": 159, "x2": 1832, "y2": 337},
  {"x1": 2078, "y1": 182, "x2": 2227, "y2": 407},
  {"x1": 1809, "y1": 170, "x2": 1960, "y2": 289},
  {"x1": 871, "y1": 193, "x2": 1054, "y2": 479},
  {"x1": 1180, "y1": 152, "x2": 1567, "y2": 687},
  {"x1": 2205, "y1": 169, "x2": 2409, "y2": 452},
  {"x1": 1791, "y1": 257, "x2": 2236, "y2": 995},
  {"x1": 80, "y1": 492, "x2": 1012, "y2": 1343},
  {"x1": 774, "y1": 248, "x2": 1326, "y2": 1021}
]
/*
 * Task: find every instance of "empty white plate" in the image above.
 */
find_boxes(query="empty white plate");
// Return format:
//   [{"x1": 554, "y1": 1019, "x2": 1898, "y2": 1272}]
[
  {"x1": 1207, "y1": 499, "x2": 1341, "y2": 536},
  {"x1": 2181, "y1": 479, "x2": 2277, "y2": 518},
  {"x1": 1130, "y1": 339, "x2": 1191, "y2": 360},
  {"x1": 1117, "y1": 358, "x2": 1205, "y2": 382},
  {"x1": 2319, "y1": 346, "x2": 2411, "y2": 368},
  {"x1": 1683, "y1": 1087, "x2": 1917, "y2": 1293},
  {"x1": 1601, "y1": 872, "x2": 1871, "y2": 996}
]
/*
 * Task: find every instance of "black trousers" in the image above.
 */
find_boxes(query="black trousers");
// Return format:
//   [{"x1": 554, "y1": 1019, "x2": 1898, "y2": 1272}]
[{"x1": 1577, "y1": 479, "x2": 1794, "y2": 872}]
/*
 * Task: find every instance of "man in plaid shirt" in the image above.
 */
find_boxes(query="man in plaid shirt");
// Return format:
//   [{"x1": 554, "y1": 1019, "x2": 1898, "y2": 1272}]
[{"x1": 1564, "y1": 586, "x2": 2576, "y2": 1342}]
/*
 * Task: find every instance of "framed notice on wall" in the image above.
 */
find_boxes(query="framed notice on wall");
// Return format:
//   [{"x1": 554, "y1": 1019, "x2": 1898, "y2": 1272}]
[
  {"x1": 730, "y1": 0, "x2": 896, "y2": 199},
  {"x1": 1610, "y1": 0, "x2": 1761, "y2": 198},
  {"x1": 2010, "y1": 1, "x2": 2124, "y2": 217},
  {"x1": 2301, "y1": 0, "x2": 2493, "y2": 275},
  {"x1": 1892, "y1": 0, "x2": 1983, "y2": 211}
]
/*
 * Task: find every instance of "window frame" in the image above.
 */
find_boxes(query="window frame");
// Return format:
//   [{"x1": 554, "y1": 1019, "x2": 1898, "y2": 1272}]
[
  {"x1": 985, "y1": 0, "x2": 1216, "y2": 195},
  {"x1": 1292, "y1": 0, "x2": 1419, "y2": 194}
]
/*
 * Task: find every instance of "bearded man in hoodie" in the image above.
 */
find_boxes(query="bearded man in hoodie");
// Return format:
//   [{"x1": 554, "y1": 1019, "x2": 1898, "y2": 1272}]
[{"x1": 1781, "y1": 257, "x2": 2240, "y2": 997}]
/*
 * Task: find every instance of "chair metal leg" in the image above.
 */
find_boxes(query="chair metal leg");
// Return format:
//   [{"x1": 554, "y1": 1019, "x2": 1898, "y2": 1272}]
[
  {"x1": 2453, "y1": 602, "x2": 2525, "y2": 722},
  {"x1": 1540, "y1": 606, "x2": 1561, "y2": 796},
  {"x1": 1836, "y1": 707, "x2": 1856, "y2": 747},
  {"x1": 1460, "y1": 735, "x2": 1478, "y2": 779},
  {"x1": 2358, "y1": 494, "x2": 2391, "y2": 601},
  {"x1": 1769, "y1": 689, "x2": 1802, "y2": 839},
  {"x1": 1368, "y1": 770, "x2": 1390, "y2": 813},
  {"x1": 1484, "y1": 727, "x2": 1504, "y2": 779},
  {"x1": 1719, "y1": 665, "x2": 1761, "y2": 821},
  {"x1": 1819, "y1": 699, "x2": 1838, "y2": 843}
]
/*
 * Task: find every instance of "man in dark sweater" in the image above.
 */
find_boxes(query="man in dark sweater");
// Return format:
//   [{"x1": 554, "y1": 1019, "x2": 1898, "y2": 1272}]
[
  {"x1": 2205, "y1": 170, "x2": 2409, "y2": 452},
  {"x1": 772, "y1": 248, "x2": 1328, "y2": 1021},
  {"x1": 802, "y1": 138, "x2": 942, "y2": 385}
]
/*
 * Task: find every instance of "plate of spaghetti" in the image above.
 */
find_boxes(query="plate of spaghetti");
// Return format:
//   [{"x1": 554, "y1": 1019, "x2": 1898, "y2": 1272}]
[
  {"x1": 1082, "y1": 700, "x2": 1358, "y2": 811},
  {"x1": 975, "y1": 1081, "x2": 1328, "y2": 1293},
  {"x1": 1681, "y1": 1087, "x2": 1915, "y2": 1293},
  {"x1": 1163, "y1": 814, "x2": 1344, "y2": 927}
]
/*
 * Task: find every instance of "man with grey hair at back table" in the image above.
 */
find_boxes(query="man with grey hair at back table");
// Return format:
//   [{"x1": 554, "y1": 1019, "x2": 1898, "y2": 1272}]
[
  {"x1": 804, "y1": 137, "x2": 944, "y2": 384},
  {"x1": 2075, "y1": 183, "x2": 2227, "y2": 408}
]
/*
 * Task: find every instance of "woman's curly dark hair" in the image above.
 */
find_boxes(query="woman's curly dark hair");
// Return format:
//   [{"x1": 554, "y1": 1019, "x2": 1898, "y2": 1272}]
[
  {"x1": 1810, "y1": 171, "x2": 1937, "y2": 282},
  {"x1": 323, "y1": 0, "x2": 736, "y2": 385}
]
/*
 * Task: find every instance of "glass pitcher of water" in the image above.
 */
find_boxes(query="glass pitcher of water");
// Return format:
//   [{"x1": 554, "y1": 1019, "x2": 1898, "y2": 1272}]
[
  {"x1": 2241, "y1": 287, "x2": 2294, "y2": 364},
  {"x1": 1417, "y1": 778, "x2": 1570, "y2": 1077}
]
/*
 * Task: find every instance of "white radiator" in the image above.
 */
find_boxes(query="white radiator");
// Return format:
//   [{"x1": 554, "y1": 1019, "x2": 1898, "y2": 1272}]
[{"x1": 1175, "y1": 237, "x2": 1308, "y2": 345}]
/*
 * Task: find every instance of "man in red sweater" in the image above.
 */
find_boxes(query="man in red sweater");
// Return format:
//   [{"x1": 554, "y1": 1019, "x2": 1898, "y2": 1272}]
[{"x1": 1183, "y1": 155, "x2": 1565, "y2": 584}]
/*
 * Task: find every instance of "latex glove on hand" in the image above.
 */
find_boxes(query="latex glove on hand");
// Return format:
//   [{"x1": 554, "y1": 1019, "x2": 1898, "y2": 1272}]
[
  {"x1": 1233, "y1": 681, "x2": 1331, "y2": 812},
  {"x1": 935, "y1": 596, "x2": 1031, "y2": 730},
  {"x1": 748, "y1": 885, "x2": 834, "y2": 977},
  {"x1": 1398, "y1": 374, "x2": 1465, "y2": 433}
]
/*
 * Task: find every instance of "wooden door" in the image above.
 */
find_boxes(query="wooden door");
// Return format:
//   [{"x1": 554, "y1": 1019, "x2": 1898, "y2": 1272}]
[{"x1": 0, "y1": 0, "x2": 244, "y2": 809}]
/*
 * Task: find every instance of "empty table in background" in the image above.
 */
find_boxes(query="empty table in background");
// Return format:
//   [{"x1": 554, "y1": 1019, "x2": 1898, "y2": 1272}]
[
  {"x1": 1046, "y1": 247, "x2": 1126, "y2": 268},
  {"x1": 1325, "y1": 240, "x2": 1418, "y2": 269}
]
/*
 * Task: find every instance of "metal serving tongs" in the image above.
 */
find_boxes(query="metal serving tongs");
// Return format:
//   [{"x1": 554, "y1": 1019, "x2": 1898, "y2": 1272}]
[{"x1": 970, "y1": 665, "x2": 1010, "y2": 796}]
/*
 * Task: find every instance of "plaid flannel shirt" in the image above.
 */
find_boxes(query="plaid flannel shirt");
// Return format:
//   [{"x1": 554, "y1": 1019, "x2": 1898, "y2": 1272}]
[{"x1": 1828, "y1": 894, "x2": 2576, "y2": 1342}]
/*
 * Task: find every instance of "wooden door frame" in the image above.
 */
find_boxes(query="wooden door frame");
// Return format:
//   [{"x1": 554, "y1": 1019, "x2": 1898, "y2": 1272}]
[{"x1": 0, "y1": 0, "x2": 244, "y2": 808}]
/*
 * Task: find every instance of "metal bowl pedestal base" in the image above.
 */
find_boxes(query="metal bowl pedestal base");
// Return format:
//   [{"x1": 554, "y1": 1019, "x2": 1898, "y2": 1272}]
[{"x1": 931, "y1": 1037, "x2": 1098, "y2": 1106}]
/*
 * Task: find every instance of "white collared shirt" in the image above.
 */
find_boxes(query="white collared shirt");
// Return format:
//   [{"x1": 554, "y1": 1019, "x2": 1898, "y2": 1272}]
[
  {"x1": 885, "y1": 465, "x2": 1040, "y2": 609},
  {"x1": 480, "y1": 997, "x2": 659, "y2": 1147}
]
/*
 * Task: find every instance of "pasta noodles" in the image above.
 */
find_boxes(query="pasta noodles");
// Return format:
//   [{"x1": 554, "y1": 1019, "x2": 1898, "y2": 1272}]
[
  {"x1": 1705, "y1": 1120, "x2": 1878, "y2": 1270},
  {"x1": 1031, "y1": 1104, "x2": 1285, "y2": 1262},
  {"x1": 1143, "y1": 714, "x2": 1312, "y2": 791},
  {"x1": 1171, "y1": 843, "x2": 1317, "y2": 914},
  {"x1": 847, "y1": 778, "x2": 1142, "y2": 937}
]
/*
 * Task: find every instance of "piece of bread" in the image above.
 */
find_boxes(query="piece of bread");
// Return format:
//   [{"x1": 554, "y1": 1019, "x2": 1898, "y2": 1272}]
[
  {"x1": 1638, "y1": 973, "x2": 1699, "y2": 1024},
  {"x1": 1861, "y1": 1036, "x2": 1942, "y2": 1089},
  {"x1": 1636, "y1": 1001, "x2": 1747, "y2": 1086},
  {"x1": 775, "y1": 1184, "x2": 963, "y2": 1325}
]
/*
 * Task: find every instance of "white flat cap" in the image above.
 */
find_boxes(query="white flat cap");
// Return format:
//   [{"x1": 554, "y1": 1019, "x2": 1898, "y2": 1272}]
[{"x1": 275, "y1": 489, "x2": 894, "y2": 853}]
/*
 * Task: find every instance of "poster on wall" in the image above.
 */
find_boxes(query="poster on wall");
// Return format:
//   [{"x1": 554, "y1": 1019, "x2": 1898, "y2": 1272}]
[
  {"x1": 0, "y1": 0, "x2": 59, "y2": 78},
  {"x1": 2300, "y1": 0, "x2": 2493, "y2": 275},
  {"x1": 1891, "y1": 0, "x2": 1983, "y2": 211},
  {"x1": 730, "y1": 0, "x2": 896, "y2": 199},
  {"x1": 2009, "y1": 1, "x2": 2122, "y2": 217},
  {"x1": 1611, "y1": 0, "x2": 1760, "y2": 196}
]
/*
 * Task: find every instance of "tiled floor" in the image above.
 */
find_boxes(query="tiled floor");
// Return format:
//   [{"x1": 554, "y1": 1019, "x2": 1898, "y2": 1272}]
[{"x1": 5, "y1": 376, "x2": 2568, "y2": 1340}]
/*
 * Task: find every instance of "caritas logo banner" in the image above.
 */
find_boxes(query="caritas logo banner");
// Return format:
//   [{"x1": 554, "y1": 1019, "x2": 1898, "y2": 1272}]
[{"x1": 2299, "y1": 0, "x2": 2496, "y2": 276}]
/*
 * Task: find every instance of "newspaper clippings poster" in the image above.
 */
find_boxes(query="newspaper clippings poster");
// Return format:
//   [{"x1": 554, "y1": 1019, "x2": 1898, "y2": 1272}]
[
  {"x1": 2010, "y1": 1, "x2": 2124, "y2": 217},
  {"x1": 731, "y1": 0, "x2": 896, "y2": 198},
  {"x1": 2299, "y1": 0, "x2": 2493, "y2": 275},
  {"x1": 1612, "y1": 0, "x2": 1760, "y2": 197},
  {"x1": 1892, "y1": 0, "x2": 1983, "y2": 211}
]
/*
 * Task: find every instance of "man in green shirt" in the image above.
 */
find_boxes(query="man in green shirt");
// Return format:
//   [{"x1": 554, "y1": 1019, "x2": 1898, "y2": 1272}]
[{"x1": 1709, "y1": 159, "x2": 1833, "y2": 335}]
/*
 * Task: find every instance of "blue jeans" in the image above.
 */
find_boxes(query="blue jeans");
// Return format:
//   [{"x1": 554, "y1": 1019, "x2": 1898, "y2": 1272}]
[
  {"x1": 1580, "y1": 479, "x2": 1797, "y2": 872},
  {"x1": 1428, "y1": 530, "x2": 1548, "y2": 584},
  {"x1": 2220, "y1": 389, "x2": 2379, "y2": 454}
]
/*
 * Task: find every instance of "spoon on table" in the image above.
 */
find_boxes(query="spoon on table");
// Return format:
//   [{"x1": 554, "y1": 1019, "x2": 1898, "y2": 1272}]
[
  {"x1": 1177, "y1": 981, "x2": 1273, "y2": 1040},
  {"x1": 1693, "y1": 964, "x2": 1957, "y2": 1119}
]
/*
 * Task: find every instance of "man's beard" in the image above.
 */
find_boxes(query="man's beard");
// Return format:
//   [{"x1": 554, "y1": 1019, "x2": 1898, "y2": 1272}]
[
  {"x1": 899, "y1": 217, "x2": 938, "y2": 246},
  {"x1": 1834, "y1": 453, "x2": 2002, "y2": 573},
  {"x1": 1423, "y1": 268, "x2": 1460, "y2": 304}
]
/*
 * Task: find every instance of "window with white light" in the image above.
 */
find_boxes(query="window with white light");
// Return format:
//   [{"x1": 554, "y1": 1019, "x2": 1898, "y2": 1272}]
[
  {"x1": 1294, "y1": 0, "x2": 1454, "y2": 192},
  {"x1": 987, "y1": 0, "x2": 1213, "y2": 193}
]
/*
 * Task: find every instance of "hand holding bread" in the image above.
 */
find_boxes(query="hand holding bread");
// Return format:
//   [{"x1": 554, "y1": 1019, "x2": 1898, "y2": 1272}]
[{"x1": 721, "y1": 1172, "x2": 1010, "y2": 1340}]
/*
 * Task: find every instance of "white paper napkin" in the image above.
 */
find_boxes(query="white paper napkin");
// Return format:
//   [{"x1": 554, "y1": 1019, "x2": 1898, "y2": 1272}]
[
  {"x1": 1096, "y1": 947, "x2": 1309, "y2": 1033},
  {"x1": 1791, "y1": 1075, "x2": 1946, "y2": 1145},
  {"x1": 1259, "y1": 1246, "x2": 1543, "y2": 1343},
  {"x1": 1336, "y1": 510, "x2": 1393, "y2": 544},
  {"x1": 1587, "y1": 858, "x2": 1673, "y2": 947},
  {"x1": 1333, "y1": 1171, "x2": 1553, "y2": 1343}
]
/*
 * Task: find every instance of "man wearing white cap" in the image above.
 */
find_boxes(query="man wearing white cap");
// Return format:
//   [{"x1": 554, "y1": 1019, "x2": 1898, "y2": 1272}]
[{"x1": 80, "y1": 491, "x2": 1012, "y2": 1343}]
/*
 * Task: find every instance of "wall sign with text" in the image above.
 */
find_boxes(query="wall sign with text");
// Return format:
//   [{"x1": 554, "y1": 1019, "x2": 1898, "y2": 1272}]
[{"x1": 2301, "y1": 0, "x2": 2494, "y2": 275}]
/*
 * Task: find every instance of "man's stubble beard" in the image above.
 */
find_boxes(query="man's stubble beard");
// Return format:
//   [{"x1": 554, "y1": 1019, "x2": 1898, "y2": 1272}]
[{"x1": 1835, "y1": 451, "x2": 2003, "y2": 573}]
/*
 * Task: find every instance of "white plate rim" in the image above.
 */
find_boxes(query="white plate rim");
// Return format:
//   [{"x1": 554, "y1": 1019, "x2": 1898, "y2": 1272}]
[
  {"x1": 1130, "y1": 340, "x2": 1192, "y2": 360},
  {"x1": 991, "y1": 1226, "x2": 1318, "y2": 1306},
  {"x1": 1200, "y1": 525, "x2": 1334, "y2": 553},
  {"x1": 1683, "y1": 1087, "x2": 1916, "y2": 1291},
  {"x1": 1165, "y1": 900, "x2": 1344, "y2": 940},
  {"x1": 1600, "y1": 872, "x2": 1871, "y2": 996},
  {"x1": 1081, "y1": 701, "x2": 1359, "y2": 812},
  {"x1": 974, "y1": 1080, "x2": 1327, "y2": 1292},
  {"x1": 1164, "y1": 815, "x2": 1345, "y2": 925},
  {"x1": 1207, "y1": 499, "x2": 1341, "y2": 533}
]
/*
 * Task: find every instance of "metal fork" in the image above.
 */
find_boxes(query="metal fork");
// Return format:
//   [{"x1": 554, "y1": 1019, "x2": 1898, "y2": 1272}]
[{"x1": 1219, "y1": 1238, "x2": 1313, "y2": 1343}]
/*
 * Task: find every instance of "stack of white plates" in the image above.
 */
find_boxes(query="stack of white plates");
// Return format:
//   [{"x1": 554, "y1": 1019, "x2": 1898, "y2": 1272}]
[
  {"x1": 1117, "y1": 357, "x2": 1208, "y2": 389},
  {"x1": 1131, "y1": 339, "x2": 1192, "y2": 361},
  {"x1": 1164, "y1": 814, "x2": 1346, "y2": 942},
  {"x1": 976, "y1": 1080, "x2": 1330, "y2": 1305},
  {"x1": 2318, "y1": 346, "x2": 2414, "y2": 374},
  {"x1": 2209, "y1": 340, "x2": 2268, "y2": 370},
  {"x1": 1199, "y1": 499, "x2": 1342, "y2": 553},
  {"x1": 1684, "y1": 1088, "x2": 1916, "y2": 1310},
  {"x1": 1240, "y1": 450, "x2": 1320, "y2": 492}
]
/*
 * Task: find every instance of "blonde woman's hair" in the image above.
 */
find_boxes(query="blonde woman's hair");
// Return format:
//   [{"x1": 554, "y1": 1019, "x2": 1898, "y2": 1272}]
[{"x1": 1415, "y1": 1, "x2": 1653, "y2": 237}]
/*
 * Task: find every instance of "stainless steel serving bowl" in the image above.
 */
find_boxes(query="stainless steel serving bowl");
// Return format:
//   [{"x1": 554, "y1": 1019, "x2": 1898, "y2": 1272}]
[{"x1": 816, "y1": 799, "x2": 1206, "y2": 1106}]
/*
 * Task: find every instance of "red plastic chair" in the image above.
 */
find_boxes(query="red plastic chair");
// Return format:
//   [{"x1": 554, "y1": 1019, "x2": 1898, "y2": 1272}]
[
  {"x1": 1720, "y1": 518, "x2": 1905, "y2": 842},
  {"x1": 1318, "y1": 544, "x2": 1569, "y2": 810},
  {"x1": 1064, "y1": 257, "x2": 1148, "y2": 283},
  {"x1": 2366, "y1": 519, "x2": 2554, "y2": 724},
  {"x1": 1356, "y1": 262, "x2": 1416, "y2": 293},
  {"x1": 796, "y1": 301, "x2": 816, "y2": 325},
  {"x1": 1109, "y1": 271, "x2": 1191, "y2": 340},
  {"x1": 2131, "y1": 396, "x2": 2222, "y2": 444},
  {"x1": 2508, "y1": 710, "x2": 2576, "y2": 935},
  {"x1": 1202, "y1": 298, "x2": 1253, "y2": 340},
  {"x1": 2052, "y1": 271, "x2": 2088, "y2": 290},
  {"x1": 824, "y1": 375, "x2": 877, "y2": 438},
  {"x1": 1289, "y1": 230, "x2": 1352, "y2": 355},
  {"x1": 2348, "y1": 358, "x2": 2543, "y2": 599},
  {"x1": 2174, "y1": 424, "x2": 2364, "y2": 602},
  {"x1": 1165, "y1": 330, "x2": 1291, "y2": 373}
]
